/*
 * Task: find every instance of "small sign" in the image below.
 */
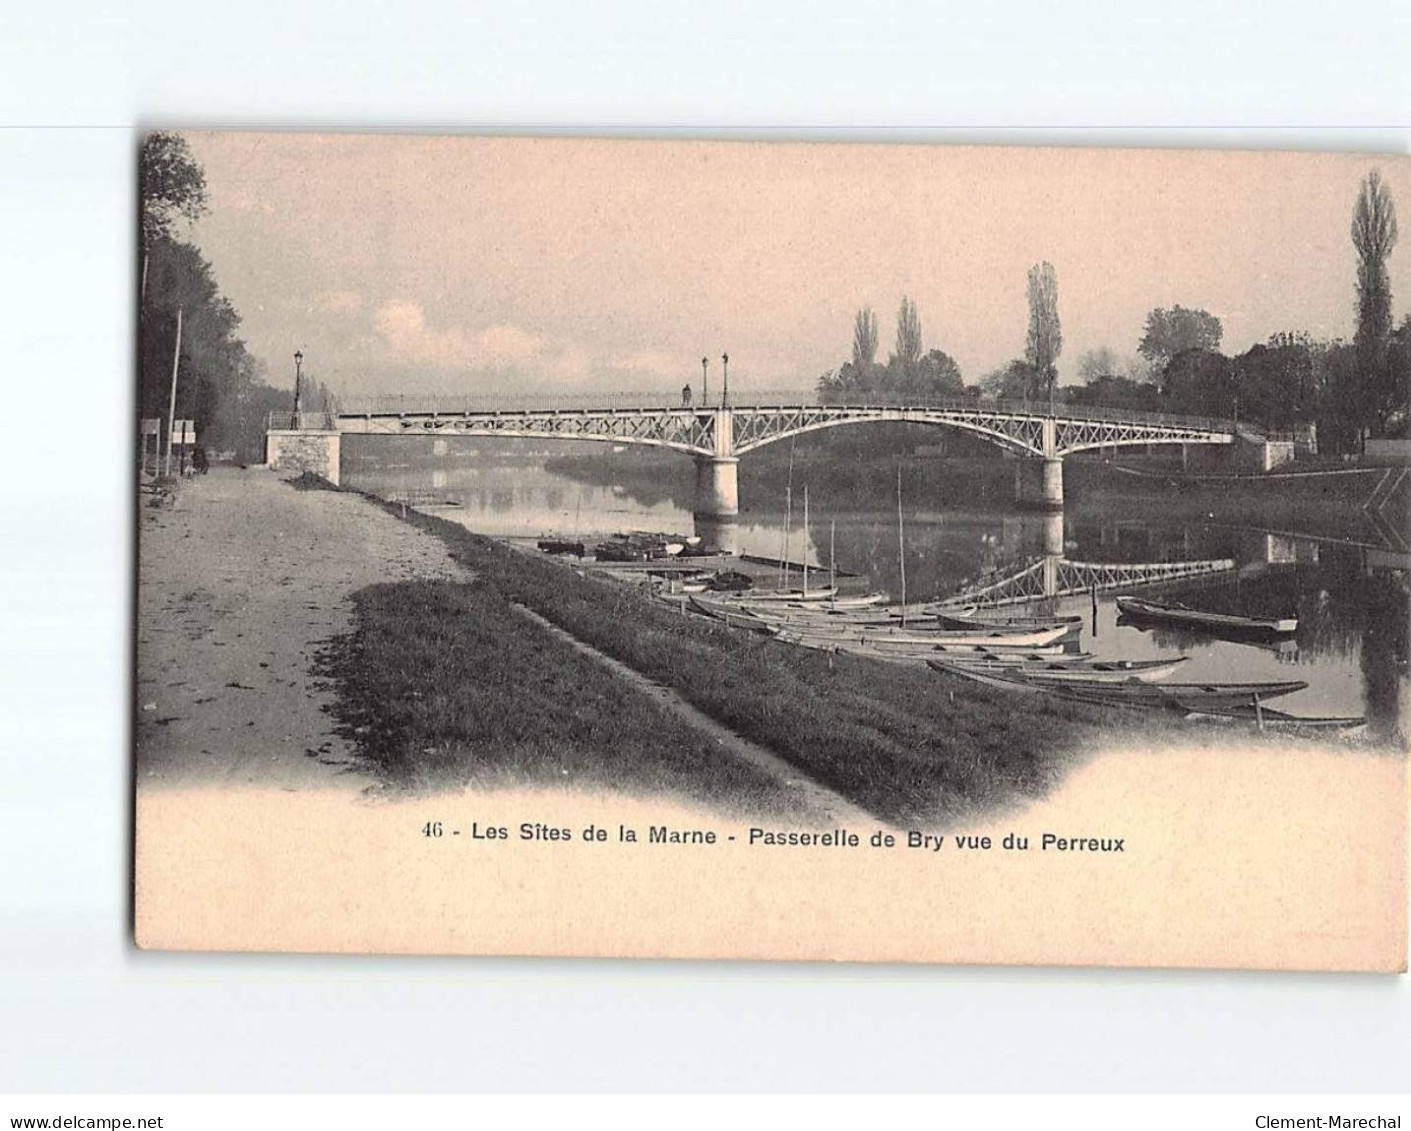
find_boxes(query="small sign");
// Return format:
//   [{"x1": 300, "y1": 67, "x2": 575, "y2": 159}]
[
  {"x1": 175, "y1": 420, "x2": 196, "y2": 445},
  {"x1": 141, "y1": 418, "x2": 161, "y2": 436}
]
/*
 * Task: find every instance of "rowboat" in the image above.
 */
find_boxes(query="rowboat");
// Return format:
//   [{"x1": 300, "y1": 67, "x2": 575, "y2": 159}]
[
  {"x1": 536, "y1": 538, "x2": 585, "y2": 557},
  {"x1": 929, "y1": 609, "x2": 1084, "y2": 632},
  {"x1": 723, "y1": 585, "x2": 838, "y2": 603},
  {"x1": 1183, "y1": 705, "x2": 1367, "y2": 732},
  {"x1": 770, "y1": 631, "x2": 1073, "y2": 661},
  {"x1": 928, "y1": 660, "x2": 1307, "y2": 710},
  {"x1": 763, "y1": 619, "x2": 1072, "y2": 648},
  {"x1": 833, "y1": 641, "x2": 1073, "y2": 662},
  {"x1": 793, "y1": 594, "x2": 891, "y2": 610},
  {"x1": 1115, "y1": 596, "x2": 1298, "y2": 635},
  {"x1": 710, "y1": 601, "x2": 1071, "y2": 638},
  {"x1": 942, "y1": 656, "x2": 1189, "y2": 683},
  {"x1": 775, "y1": 624, "x2": 1072, "y2": 651}
]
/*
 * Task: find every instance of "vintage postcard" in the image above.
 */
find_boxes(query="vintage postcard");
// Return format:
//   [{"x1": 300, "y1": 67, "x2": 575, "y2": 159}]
[{"x1": 134, "y1": 133, "x2": 1408, "y2": 970}]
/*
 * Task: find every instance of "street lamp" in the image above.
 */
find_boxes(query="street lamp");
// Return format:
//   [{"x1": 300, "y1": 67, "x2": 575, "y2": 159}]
[
  {"x1": 293, "y1": 350, "x2": 304, "y2": 420},
  {"x1": 721, "y1": 352, "x2": 729, "y2": 407},
  {"x1": 701, "y1": 356, "x2": 709, "y2": 406}
]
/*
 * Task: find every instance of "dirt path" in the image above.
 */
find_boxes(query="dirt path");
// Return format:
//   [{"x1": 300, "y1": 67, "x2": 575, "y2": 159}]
[
  {"x1": 511, "y1": 604, "x2": 878, "y2": 827},
  {"x1": 135, "y1": 468, "x2": 467, "y2": 792}
]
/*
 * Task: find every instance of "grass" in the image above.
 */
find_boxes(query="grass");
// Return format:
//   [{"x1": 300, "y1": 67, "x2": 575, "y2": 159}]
[
  {"x1": 330, "y1": 494, "x2": 1161, "y2": 827},
  {"x1": 317, "y1": 579, "x2": 811, "y2": 817}
]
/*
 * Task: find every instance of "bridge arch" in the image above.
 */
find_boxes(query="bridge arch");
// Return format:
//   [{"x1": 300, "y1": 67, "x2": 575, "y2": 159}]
[{"x1": 730, "y1": 411, "x2": 1043, "y2": 458}]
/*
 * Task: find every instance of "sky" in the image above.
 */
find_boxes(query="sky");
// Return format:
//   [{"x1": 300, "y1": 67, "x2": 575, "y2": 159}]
[{"x1": 178, "y1": 133, "x2": 1411, "y2": 400}]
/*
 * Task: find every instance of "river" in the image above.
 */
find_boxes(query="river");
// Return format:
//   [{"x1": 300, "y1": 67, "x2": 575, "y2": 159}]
[{"x1": 343, "y1": 436, "x2": 1409, "y2": 742}]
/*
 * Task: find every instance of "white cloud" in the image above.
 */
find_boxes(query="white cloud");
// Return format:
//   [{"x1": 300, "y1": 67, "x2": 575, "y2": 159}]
[
  {"x1": 474, "y1": 323, "x2": 542, "y2": 365},
  {"x1": 372, "y1": 301, "x2": 547, "y2": 372}
]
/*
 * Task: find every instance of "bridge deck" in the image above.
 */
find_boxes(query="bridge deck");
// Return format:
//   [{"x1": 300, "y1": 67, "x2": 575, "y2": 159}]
[{"x1": 271, "y1": 394, "x2": 1239, "y2": 459}]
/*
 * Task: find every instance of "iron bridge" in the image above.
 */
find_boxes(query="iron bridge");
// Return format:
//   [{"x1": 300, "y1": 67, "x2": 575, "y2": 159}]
[{"x1": 287, "y1": 392, "x2": 1241, "y2": 460}]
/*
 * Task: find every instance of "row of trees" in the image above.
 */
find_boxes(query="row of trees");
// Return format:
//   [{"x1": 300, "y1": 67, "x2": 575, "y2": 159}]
[
  {"x1": 816, "y1": 170, "x2": 1407, "y2": 453},
  {"x1": 819, "y1": 261, "x2": 1066, "y2": 408},
  {"x1": 816, "y1": 297, "x2": 966, "y2": 402},
  {"x1": 139, "y1": 133, "x2": 329, "y2": 463}
]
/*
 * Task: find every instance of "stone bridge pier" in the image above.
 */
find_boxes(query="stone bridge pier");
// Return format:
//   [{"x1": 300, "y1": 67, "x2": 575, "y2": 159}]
[
  {"x1": 693, "y1": 456, "x2": 739, "y2": 520},
  {"x1": 693, "y1": 407, "x2": 740, "y2": 522},
  {"x1": 266, "y1": 427, "x2": 341, "y2": 485}
]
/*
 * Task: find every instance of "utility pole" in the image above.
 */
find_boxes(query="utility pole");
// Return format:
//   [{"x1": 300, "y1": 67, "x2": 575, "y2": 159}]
[
  {"x1": 165, "y1": 307, "x2": 182, "y2": 477},
  {"x1": 700, "y1": 356, "x2": 708, "y2": 407}
]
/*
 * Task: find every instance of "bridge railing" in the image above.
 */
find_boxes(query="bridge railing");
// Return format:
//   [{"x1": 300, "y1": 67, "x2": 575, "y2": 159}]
[
  {"x1": 267, "y1": 411, "x2": 337, "y2": 431},
  {"x1": 326, "y1": 391, "x2": 1239, "y2": 435}
]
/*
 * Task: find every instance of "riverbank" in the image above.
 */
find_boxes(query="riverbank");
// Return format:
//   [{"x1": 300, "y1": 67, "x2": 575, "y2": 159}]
[
  {"x1": 341, "y1": 489, "x2": 1361, "y2": 828},
  {"x1": 139, "y1": 468, "x2": 1380, "y2": 829},
  {"x1": 134, "y1": 467, "x2": 468, "y2": 792}
]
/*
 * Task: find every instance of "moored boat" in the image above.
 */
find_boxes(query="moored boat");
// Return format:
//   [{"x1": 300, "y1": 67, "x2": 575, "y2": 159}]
[
  {"x1": 721, "y1": 585, "x2": 839, "y2": 603},
  {"x1": 537, "y1": 538, "x2": 585, "y2": 557},
  {"x1": 761, "y1": 621, "x2": 1071, "y2": 649},
  {"x1": 1115, "y1": 596, "x2": 1298, "y2": 635},
  {"x1": 942, "y1": 656, "x2": 1189, "y2": 683},
  {"x1": 832, "y1": 640, "x2": 1072, "y2": 662},
  {"x1": 928, "y1": 660, "x2": 1307, "y2": 711}
]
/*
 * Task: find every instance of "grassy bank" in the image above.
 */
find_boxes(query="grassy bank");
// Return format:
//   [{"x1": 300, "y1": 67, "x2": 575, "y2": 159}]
[
  {"x1": 320, "y1": 484, "x2": 1156, "y2": 827},
  {"x1": 317, "y1": 579, "x2": 812, "y2": 816}
]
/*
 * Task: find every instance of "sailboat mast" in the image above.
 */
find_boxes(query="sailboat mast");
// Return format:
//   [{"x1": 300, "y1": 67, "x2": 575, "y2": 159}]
[
  {"x1": 781, "y1": 441, "x2": 795, "y2": 591},
  {"x1": 802, "y1": 485, "x2": 809, "y2": 596},
  {"x1": 897, "y1": 462, "x2": 907, "y2": 627},
  {"x1": 830, "y1": 518, "x2": 836, "y2": 608}
]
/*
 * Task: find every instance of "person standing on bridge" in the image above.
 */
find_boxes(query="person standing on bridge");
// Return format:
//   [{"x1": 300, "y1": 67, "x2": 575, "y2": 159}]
[{"x1": 681, "y1": 383, "x2": 693, "y2": 407}]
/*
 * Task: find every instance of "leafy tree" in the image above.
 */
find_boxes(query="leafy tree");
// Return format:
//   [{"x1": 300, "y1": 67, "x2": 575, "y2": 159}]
[
  {"x1": 1138, "y1": 306, "x2": 1223, "y2": 378},
  {"x1": 892, "y1": 296, "x2": 923, "y2": 375},
  {"x1": 136, "y1": 138, "x2": 317, "y2": 463},
  {"x1": 979, "y1": 359, "x2": 1040, "y2": 402},
  {"x1": 139, "y1": 132, "x2": 208, "y2": 302},
  {"x1": 852, "y1": 306, "x2": 879, "y2": 368},
  {"x1": 1232, "y1": 341, "x2": 1319, "y2": 431},
  {"x1": 1067, "y1": 374, "x2": 1160, "y2": 414},
  {"x1": 1351, "y1": 169, "x2": 1400, "y2": 440},
  {"x1": 1024, "y1": 262, "x2": 1062, "y2": 410},
  {"x1": 1159, "y1": 348, "x2": 1236, "y2": 420},
  {"x1": 1076, "y1": 345, "x2": 1144, "y2": 384}
]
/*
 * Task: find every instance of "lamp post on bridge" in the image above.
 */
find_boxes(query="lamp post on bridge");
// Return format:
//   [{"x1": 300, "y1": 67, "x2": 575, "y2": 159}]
[
  {"x1": 293, "y1": 350, "x2": 304, "y2": 424},
  {"x1": 701, "y1": 356, "x2": 708, "y2": 407},
  {"x1": 721, "y1": 352, "x2": 729, "y2": 407}
]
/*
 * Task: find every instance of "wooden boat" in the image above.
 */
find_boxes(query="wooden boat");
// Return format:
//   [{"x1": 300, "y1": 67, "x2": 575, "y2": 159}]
[
  {"x1": 923, "y1": 610, "x2": 1083, "y2": 644},
  {"x1": 685, "y1": 597, "x2": 773, "y2": 633},
  {"x1": 929, "y1": 609, "x2": 1084, "y2": 632},
  {"x1": 706, "y1": 570, "x2": 754, "y2": 593},
  {"x1": 794, "y1": 594, "x2": 891, "y2": 610},
  {"x1": 763, "y1": 621, "x2": 1071, "y2": 649},
  {"x1": 834, "y1": 641, "x2": 1073, "y2": 662},
  {"x1": 689, "y1": 594, "x2": 765, "y2": 620},
  {"x1": 589, "y1": 554, "x2": 734, "y2": 573},
  {"x1": 536, "y1": 538, "x2": 585, "y2": 557},
  {"x1": 723, "y1": 585, "x2": 839, "y2": 603},
  {"x1": 1183, "y1": 705, "x2": 1367, "y2": 732},
  {"x1": 945, "y1": 656, "x2": 1189, "y2": 683},
  {"x1": 1116, "y1": 596, "x2": 1298, "y2": 635},
  {"x1": 928, "y1": 660, "x2": 1307, "y2": 710},
  {"x1": 721, "y1": 601, "x2": 1069, "y2": 635},
  {"x1": 776, "y1": 627, "x2": 1070, "y2": 654}
]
